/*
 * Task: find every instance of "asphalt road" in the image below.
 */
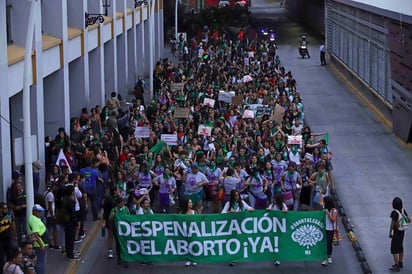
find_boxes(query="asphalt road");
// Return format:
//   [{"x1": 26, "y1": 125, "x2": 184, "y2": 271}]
[{"x1": 73, "y1": 1, "x2": 412, "y2": 274}]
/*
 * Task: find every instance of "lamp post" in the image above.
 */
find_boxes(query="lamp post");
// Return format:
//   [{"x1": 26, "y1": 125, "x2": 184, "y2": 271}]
[
  {"x1": 149, "y1": 0, "x2": 155, "y2": 100},
  {"x1": 175, "y1": 0, "x2": 178, "y2": 41},
  {"x1": 23, "y1": 0, "x2": 38, "y2": 218},
  {"x1": 85, "y1": 0, "x2": 111, "y2": 28}
]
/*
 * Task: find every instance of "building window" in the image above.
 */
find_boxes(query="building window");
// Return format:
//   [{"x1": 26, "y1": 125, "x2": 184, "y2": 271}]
[{"x1": 6, "y1": 3, "x2": 12, "y2": 44}]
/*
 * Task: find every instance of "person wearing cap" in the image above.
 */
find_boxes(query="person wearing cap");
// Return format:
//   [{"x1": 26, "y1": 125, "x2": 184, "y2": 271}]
[
  {"x1": 27, "y1": 204, "x2": 48, "y2": 274},
  {"x1": 183, "y1": 163, "x2": 209, "y2": 214}
]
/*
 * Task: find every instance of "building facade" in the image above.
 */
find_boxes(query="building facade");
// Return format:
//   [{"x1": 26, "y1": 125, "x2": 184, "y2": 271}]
[{"x1": 0, "y1": 0, "x2": 165, "y2": 199}]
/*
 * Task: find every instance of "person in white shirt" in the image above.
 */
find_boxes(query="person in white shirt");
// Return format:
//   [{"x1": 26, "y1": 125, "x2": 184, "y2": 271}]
[
  {"x1": 221, "y1": 190, "x2": 254, "y2": 213},
  {"x1": 44, "y1": 184, "x2": 59, "y2": 249}
]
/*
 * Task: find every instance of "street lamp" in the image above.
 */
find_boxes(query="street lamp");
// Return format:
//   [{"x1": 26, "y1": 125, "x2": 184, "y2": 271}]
[{"x1": 85, "y1": 0, "x2": 111, "y2": 28}]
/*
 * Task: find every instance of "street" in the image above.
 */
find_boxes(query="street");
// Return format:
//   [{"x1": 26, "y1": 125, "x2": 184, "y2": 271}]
[{"x1": 69, "y1": 1, "x2": 412, "y2": 274}]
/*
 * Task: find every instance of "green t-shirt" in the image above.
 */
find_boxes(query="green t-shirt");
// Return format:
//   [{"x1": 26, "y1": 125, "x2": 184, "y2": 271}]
[{"x1": 28, "y1": 215, "x2": 47, "y2": 247}]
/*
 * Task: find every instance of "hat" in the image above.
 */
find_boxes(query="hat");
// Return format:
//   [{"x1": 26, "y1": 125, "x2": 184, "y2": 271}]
[
  {"x1": 33, "y1": 204, "x2": 45, "y2": 212},
  {"x1": 191, "y1": 163, "x2": 199, "y2": 169}
]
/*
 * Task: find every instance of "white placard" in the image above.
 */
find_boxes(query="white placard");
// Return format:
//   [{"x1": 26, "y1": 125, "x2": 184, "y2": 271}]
[
  {"x1": 161, "y1": 134, "x2": 178, "y2": 146},
  {"x1": 218, "y1": 91, "x2": 236, "y2": 103},
  {"x1": 197, "y1": 125, "x2": 212, "y2": 136},
  {"x1": 243, "y1": 110, "x2": 255, "y2": 119},
  {"x1": 203, "y1": 98, "x2": 215, "y2": 108},
  {"x1": 135, "y1": 127, "x2": 150, "y2": 138},
  {"x1": 288, "y1": 135, "x2": 303, "y2": 145}
]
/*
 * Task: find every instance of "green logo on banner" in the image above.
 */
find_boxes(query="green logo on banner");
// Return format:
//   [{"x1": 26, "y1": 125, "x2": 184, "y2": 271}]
[{"x1": 115, "y1": 210, "x2": 326, "y2": 263}]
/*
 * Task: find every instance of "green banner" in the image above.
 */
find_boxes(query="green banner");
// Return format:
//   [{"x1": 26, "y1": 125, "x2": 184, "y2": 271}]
[{"x1": 115, "y1": 210, "x2": 326, "y2": 263}]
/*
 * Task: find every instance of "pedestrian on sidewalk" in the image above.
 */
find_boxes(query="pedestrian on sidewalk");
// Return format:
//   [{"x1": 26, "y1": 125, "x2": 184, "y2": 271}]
[
  {"x1": 389, "y1": 197, "x2": 411, "y2": 272},
  {"x1": 320, "y1": 42, "x2": 326, "y2": 66},
  {"x1": 27, "y1": 204, "x2": 48, "y2": 274}
]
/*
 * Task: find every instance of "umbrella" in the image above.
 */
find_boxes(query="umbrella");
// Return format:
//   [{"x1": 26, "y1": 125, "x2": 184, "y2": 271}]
[{"x1": 243, "y1": 75, "x2": 253, "y2": 83}]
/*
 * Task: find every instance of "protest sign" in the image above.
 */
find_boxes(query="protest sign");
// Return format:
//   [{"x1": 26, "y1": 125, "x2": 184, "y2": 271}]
[
  {"x1": 115, "y1": 210, "x2": 326, "y2": 263},
  {"x1": 288, "y1": 135, "x2": 303, "y2": 145},
  {"x1": 218, "y1": 91, "x2": 236, "y2": 104},
  {"x1": 243, "y1": 110, "x2": 255, "y2": 119},
  {"x1": 174, "y1": 108, "x2": 190, "y2": 119},
  {"x1": 231, "y1": 96, "x2": 243, "y2": 105},
  {"x1": 273, "y1": 104, "x2": 285, "y2": 125},
  {"x1": 256, "y1": 106, "x2": 272, "y2": 118},
  {"x1": 134, "y1": 127, "x2": 150, "y2": 138},
  {"x1": 161, "y1": 134, "x2": 178, "y2": 146},
  {"x1": 203, "y1": 98, "x2": 215, "y2": 108},
  {"x1": 170, "y1": 83, "x2": 184, "y2": 93},
  {"x1": 197, "y1": 125, "x2": 212, "y2": 136}
]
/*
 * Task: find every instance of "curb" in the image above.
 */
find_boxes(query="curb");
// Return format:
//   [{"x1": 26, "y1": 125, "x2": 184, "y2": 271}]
[
  {"x1": 330, "y1": 189, "x2": 372, "y2": 274},
  {"x1": 64, "y1": 220, "x2": 102, "y2": 274}
]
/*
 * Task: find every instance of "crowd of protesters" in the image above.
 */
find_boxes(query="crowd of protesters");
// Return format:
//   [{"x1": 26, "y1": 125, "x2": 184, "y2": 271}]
[{"x1": 0, "y1": 21, "x2": 338, "y2": 273}]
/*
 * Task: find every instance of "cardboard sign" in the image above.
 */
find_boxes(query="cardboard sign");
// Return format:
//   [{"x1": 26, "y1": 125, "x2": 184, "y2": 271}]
[
  {"x1": 243, "y1": 110, "x2": 255, "y2": 119},
  {"x1": 161, "y1": 134, "x2": 178, "y2": 146},
  {"x1": 135, "y1": 127, "x2": 150, "y2": 138},
  {"x1": 203, "y1": 98, "x2": 215, "y2": 108},
  {"x1": 174, "y1": 108, "x2": 190, "y2": 119},
  {"x1": 272, "y1": 104, "x2": 285, "y2": 125},
  {"x1": 218, "y1": 91, "x2": 236, "y2": 103},
  {"x1": 197, "y1": 125, "x2": 212, "y2": 136},
  {"x1": 170, "y1": 83, "x2": 184, "y2": 93},
  {"x1": 288, "y1": 135, "x2": 303, "y2": 145},
  {"x1": 256, "y1": 106, "x2": 272, "y2": 118},
  {"x1": 231, "y1": 96, "x2": 244, "y2": 105},
  {"x1": 263, "y1": 96, "x2": 272, "y2": 105}
]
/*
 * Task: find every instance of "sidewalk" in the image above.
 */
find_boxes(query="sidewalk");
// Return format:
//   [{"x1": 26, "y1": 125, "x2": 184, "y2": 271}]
[{"x1": 45, "y1": 216, "x2": 101, "y2": 274}]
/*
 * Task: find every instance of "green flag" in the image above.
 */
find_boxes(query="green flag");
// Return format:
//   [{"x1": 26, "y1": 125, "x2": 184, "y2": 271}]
[
  {"x1": 324, "y1": 132, "x2": 329, "y2": 145},
  {"x1": 115, "y1": 210, "x2": 327, "y2": 263}
]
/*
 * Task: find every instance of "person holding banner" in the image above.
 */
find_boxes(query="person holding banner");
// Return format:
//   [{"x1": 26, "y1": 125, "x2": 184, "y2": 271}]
[
  {"x1": 183, "y1": 163, "x2": 209, "y2": 214},
  {"x1": 221, "y1": 190, "x2": 254, "y2": 213},
  {"x1": 109, "y1": 197, "x2": 130, "y2": 268},
  {"x1": 322, "y1": 196, "x2": 338, "y2": 267},
  {"x1": 267, "y1": 192, "x2": 288, "y2": 266}
]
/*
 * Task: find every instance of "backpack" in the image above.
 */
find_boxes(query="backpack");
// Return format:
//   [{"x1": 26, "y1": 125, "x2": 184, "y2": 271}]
[{"x1": 395, "y1": 209, "x2": 410, "y2": 231}]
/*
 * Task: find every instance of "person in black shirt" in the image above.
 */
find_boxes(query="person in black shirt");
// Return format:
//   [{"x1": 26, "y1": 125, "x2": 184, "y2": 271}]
[
  {"x1": 102, "y1": 185, "x2": 120, "y2": 260},
  {"x1": 61, "y1": 185, "x2": 79, "y2": 260},
  {"x1": 0, "y1": 202, "x2": 17, "y2": 270},
  {"x1": 7, "y1": 179, "x2": 27, "y2": 246}
]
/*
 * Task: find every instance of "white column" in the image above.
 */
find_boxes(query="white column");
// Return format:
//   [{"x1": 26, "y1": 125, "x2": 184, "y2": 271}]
[
  {"x1": 34, "y1": 0, "x2": 45, "y2": 192},
  {"x1": 149, "y1": 0, "x2": 155, "y2": 99},
  {"x1": 111, "y1": 0, "x2": 118, "y2": 93},
  {"x1": 62, "y1": 0, "x2": 71, "y2": 130},
  {"x1": 23, "y1": 0, "x2": 37, "y2": 218},
  {"x1": 83, "y1": 0, "x2": 90, "y2": 107},
  {"x1": 0, "y1": 0, "x2": 12, "y2": 200}
]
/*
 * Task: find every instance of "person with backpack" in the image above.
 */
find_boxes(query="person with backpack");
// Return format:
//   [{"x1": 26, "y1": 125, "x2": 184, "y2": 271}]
[
  {"x1": 389, "y1": 197, "x2": 411, "y2": 272},
  {"x1": 80, "y1": 158, "x2": 101, "y2": 221}
]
